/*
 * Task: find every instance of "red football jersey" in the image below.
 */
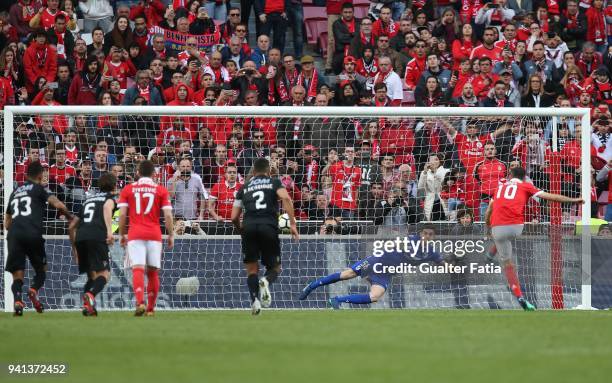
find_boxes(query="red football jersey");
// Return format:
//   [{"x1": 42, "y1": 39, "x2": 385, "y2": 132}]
[
  {"x1": 209, "y1": 181, "x2": 242, "y2": 219},
  {"x1": 49, "y1": 164, "x2": 76, "y2": 185},
  {"x1": 490, "y1": 179, "x2": 542, "y2": 226},
  {"x1": 329, "y1": 162, "x2": 361, "y2": 210},
  {"x1": 117, "y1": 177, "x2": 172, "y2": 241},
  {"x1": 454, "y1": 132, "x2": 492, "y2": 174}
]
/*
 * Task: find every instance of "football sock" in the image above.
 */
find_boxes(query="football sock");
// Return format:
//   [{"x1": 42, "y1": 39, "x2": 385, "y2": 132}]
[
  {"x1": 146, "y1": 269, "x2": 160, "y2": 312},
  {"x1": 132, "y1": 268, "x2": 145, "y2": 305},
  {"x1": 12, "y1": 279, "x2": 23, "y2": 302},
  {"x1": 83, "y1": 278, "x2": 93, "y2": 295},
  {"x1": 31, "y1": 270, "x2": 46, "y2": 291},
  {"x1": 335, "y1": 294, "x2": 372, "y2": 305},
  {"x1": 90, "y1": 276, "x2": 107, "y2": 297},
  {"x1": 247, "y1": 274, "x2": 260, "y2": 303},
  {"x1": 264, "y1": 269, "x2": 279, "y2": 285},
  {"x1": 504, "y1": 263, "x2": 523, "y2": 298},
  {"x1": 308, "y1": 272, "x2": 341, "y2": 291}
]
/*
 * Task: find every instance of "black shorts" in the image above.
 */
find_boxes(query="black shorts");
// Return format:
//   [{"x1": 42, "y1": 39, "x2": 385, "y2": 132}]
[
  {"x1": 241, "y1": 223, "x2": 281, "y2": 268},
  {"x1": 75, "y1": 240, "x2": 110, "y2": 274},
  {"x1": 5, "y1": 235, "x2": 47, "y2": 273}
]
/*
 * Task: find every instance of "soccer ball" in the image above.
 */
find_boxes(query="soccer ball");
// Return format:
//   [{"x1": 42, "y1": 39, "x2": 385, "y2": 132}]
[{"x1": 278, "y1": 213, "x2": 291, "y2": 233}]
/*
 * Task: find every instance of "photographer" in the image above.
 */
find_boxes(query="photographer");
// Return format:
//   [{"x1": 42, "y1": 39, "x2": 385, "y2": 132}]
[
  {"x1": 474, "y1": 0, "x2": 515, "y2": 27},
  {"x1": 319, "y1": 216, "x2": 342, "y2": 235},
  {"x1": 167, "y1": 157, "x2": 209, "y2": 220},
  {"x1": 377, "y1": 183, "x2": 420, "y2": 226},
  {"x1": 230, "y1": 59, "x2": 267, "y2": 105}
]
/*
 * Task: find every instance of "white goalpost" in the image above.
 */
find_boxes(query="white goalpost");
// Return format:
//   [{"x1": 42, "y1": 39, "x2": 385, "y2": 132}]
[{"x1": 2, "y1": 105, "x2": 593, "y2": 311}]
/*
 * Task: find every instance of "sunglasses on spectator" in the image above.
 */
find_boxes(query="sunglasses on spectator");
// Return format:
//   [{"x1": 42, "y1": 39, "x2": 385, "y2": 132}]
[{"x1": 230, "y1": 13, "x2": 240, "y2": 16}]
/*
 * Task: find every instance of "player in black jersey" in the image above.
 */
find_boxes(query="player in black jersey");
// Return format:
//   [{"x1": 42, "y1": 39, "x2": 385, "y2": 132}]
[
  {"x1": 231, "y1": 158, "x2": 299, "y2": 315},
  {"x1": 68, "y1": 173, "x2": 117, "y2": 316},
  {"x1": 4, "y1": 161, "x2": 73, "y2": 316}
]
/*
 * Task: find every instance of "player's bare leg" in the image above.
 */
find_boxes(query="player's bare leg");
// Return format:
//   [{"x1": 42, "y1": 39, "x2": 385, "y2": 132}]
[
  {"x1": 299, "y1": 268, "x2": 357, "y2": 300},
  {"x1": 245, "y1": 262, "x2": 261, "y2": 315},
  {"x1": 132, "y1": 265, "x2": 146, "y2": 316},
  {"x1": 145, "y1": 266, "x2": 160, "y2": 316},
  {"x1": 259, "y1": 264, "x2": 281, "y2": 308},
  {"x1": 83, "y1": 270, "x2": 109, "y2": 316},
  {"x1": 329, "y1": 283, "x2": 385, "y2": 309},
  {"x1": 11, "y1": 270, "x2": 25, "y2": 316},
  {"x1": 27, "y1": 265, "x2": 47, "y2": 314}
]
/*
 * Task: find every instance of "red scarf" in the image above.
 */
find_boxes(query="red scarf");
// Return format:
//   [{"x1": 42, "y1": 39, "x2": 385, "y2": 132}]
[
  {"x1": 269, "y1": 78, "x2": 289, "y2": 105},
  {"x1": 430, "y1": 128, "x2": 440, "y2": 153},
  {"x1": 285, "y1": 68, "x2": 298, "y2": 87},
  {"x1": 297, "y1": 69, "x2": 318, "y2": 102},
  {"x1": 547, "y1": 0, "x2": 560, "y2": 15},
  {"x1": 35, "y1": 44, "x2": 48, "y2": 68},
  {"x1": 360, "y1": 32, "x2": 374, "y2": 46},
  {"x1": 497, "y1": 98, "x2": 506, "y2": 107},
  {"x1": 343, "y1": 18, "x2": 356, "y2": 56},
  {"x1": 540, "y1": 17, "x2": 550, "y2": 33},
  {"x1": 138, "y1": 85, "x2": 151, "y2": 103},
  {"x1": 460, "y1": 0, "x2": 481, "y2": 23},
  {"x1": 55, "y1": 30, "x2": 66, "y2": 59},
  {"x1": 564, "y1": 9, "x2": 578, "y2": 29},
  {"x1": 375, "y1": 69, "x2": 392, "y2": 85}
]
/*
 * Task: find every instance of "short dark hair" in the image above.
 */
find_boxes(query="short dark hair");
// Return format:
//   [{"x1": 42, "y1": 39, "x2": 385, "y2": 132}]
[
  {"x1": 27, "y1": 161, "x2": 44, "y2": 179},
  {"x1": 510, "y1": 166, "x2": 527, "y2": 180},
  {"x1": 98, "y1": 173, "x2": 117, "y2": 193},
  {"x1": 253, "y1": 158, "x2": 270, "y2": 174},
  {"x1": 138, "y1": 160, "x2": 155, "y2": 177},
  {"x1": 420, "y1": 224, "x2": 436, "y2": 233},
  {"x1": 374, "y1": 82, "x2": 387, "y2": 92},
  {"x1": 341, "y1": 2, "x2": 354, "y2": 10}
]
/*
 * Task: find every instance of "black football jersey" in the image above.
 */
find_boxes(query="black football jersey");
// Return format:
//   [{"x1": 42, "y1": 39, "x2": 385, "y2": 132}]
[
  {"x1": 6, "y1": 182, "x2": 50, "y2": 238},
  {"x1": 75, "y1": 192, "x2": 116, "y2": 242},
  {"x1": 235, "y1": 176, "x2": 284, "y2": 226}
]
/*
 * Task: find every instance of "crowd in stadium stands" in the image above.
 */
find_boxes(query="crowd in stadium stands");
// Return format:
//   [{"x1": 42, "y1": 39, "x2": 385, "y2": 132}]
[{"x1": 0, "y1": 0, "x2": 611, "y2": 227}]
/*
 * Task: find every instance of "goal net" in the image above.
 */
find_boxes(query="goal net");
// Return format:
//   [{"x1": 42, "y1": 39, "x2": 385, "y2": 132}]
[{"x1": 1, "y1": 106, "x2": 595, "y2": 311}]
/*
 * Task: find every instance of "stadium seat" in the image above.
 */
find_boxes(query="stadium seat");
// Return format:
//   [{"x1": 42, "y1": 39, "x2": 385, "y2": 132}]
[
  {"x1": 353, "y1": 0, "x2": 370, "y2": 5},
  {"x1": 304, "y1": 6, "x2": 327, "y2": 45},
  {"x1": 318, "y1": 32, "x2": 328, "y2": 58},
  {"x1": 354, "y1": 5, "x2": 369, "y2": 19}
]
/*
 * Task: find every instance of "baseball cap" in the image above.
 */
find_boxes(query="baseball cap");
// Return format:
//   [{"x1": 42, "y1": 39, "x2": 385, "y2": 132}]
[
  {"x1": 343, "y1": 55, "x2": 356, "y2": 65},
  {"x1": 499, "y1": 69, "x2": 512, "y2": 76}
]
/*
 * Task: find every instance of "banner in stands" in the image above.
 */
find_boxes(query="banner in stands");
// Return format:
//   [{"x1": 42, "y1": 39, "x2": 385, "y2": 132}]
[
  {"x1": 148, "y1": 26, "x2": 220, "y2": 52},
  {"x1": 2, "y1": 237, "x2": 608, "y2": 310}
]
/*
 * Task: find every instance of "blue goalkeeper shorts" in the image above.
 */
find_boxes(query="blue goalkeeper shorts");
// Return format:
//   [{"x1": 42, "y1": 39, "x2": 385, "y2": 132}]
[{"x1": 350, "y1": 256, "x2": 391, "y2": 290}]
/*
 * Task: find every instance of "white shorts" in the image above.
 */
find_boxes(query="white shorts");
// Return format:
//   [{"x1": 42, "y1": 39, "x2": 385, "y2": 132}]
[{"x1": 126, "y1": 240, "x2": 163, "y2": 268}]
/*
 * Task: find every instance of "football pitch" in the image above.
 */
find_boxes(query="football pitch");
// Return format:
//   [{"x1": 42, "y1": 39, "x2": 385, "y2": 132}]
[{"x1": 1, "y1": 310, "x2": 611, "y2": 383}]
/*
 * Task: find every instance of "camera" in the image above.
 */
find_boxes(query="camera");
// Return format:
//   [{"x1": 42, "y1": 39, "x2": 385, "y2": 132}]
[
  {"x1": 48, "y1": 82, "x2": 58, "y2": 89},
  {"x1": 243, "y1": 69, "x2": 255, "y2": 76},
  {"x1": 180, "y1": 170, "x2": 192, "y2": 178},
  {"x1": 325, "y1": 224, "x2": 336, "y2": 234}
]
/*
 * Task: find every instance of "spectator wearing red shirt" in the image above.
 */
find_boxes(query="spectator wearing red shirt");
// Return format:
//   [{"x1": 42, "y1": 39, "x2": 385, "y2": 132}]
[
  {"x1": 473, "y1": 142, "x2": 507, "y2": 219},
  {"x1": 495, "y1": 23, "x2": 518, "y2": 53},
  {"x1": 470, "y1": 27, "x2": 502, "y2": 64},
  {"x1": 130, "y1": 0, "x2": 165, "y2": 28},
  {"x1": 157, "y1": 117, "x2": 194, "y2": 148},
  {"x1": 404, "y1": 40, "x2": 427, "y2": 90},
  {"x1": 23, "y1": 29, "x2": 57, "y2": 93},
  {"x1": 576, "y1": 42, "x2": 603, "y2": 78},
  {"x1": 255, "y1": 0, "x2": 288, "y2": 53},
  {"x1": 585, "y1": 0, "x2": 607, "y2": 54},
  {"x1": 49, "y1": 148, "x2": 76, "y2": 186},
  {"x1": 208, "y1": 164, "x2": 242, "y2": 221},
  {"x1": 372, "y1": 5, "x2": 400, "y2": 40},
  {"x1": 202, "y1": 144, "x2": 230, "y2": 188},
  {"x1": 470, "y1": 57, "x2": 499, "y2": 100},
  {"x1": 101, "y1": 46, "x2": 137, "y2": 91},
  {"x1": 160, "y1": 83, "x2": 199, "y2": 137},
  {"x1": 326, "y1": 146, "x2": 361, "y2": 219},
  {"x1": 9, "y1": 0, "x2": 43, "y2": 39},
  {"x1": 29, "y1": 0, "x2": 66, "y2": 30},
  {"x1": 452, "y1": 23, "x2": 477, "y2": 71}
]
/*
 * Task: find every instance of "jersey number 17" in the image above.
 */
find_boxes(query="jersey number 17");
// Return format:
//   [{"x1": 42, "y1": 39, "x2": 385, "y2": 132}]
[{"x1": 135, "y1": 192, "x2": 154, "y2": 214}]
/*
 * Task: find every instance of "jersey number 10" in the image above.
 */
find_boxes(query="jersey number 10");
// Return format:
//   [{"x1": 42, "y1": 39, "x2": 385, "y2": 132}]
[{"x1": 496, "y1": 184, "x2": 517, "y2": 200}]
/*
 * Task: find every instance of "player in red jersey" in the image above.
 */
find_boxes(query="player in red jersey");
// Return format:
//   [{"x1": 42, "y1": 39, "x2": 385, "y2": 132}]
[
  {"x1": 118, "y1": 160, "x2": 174, "y2": 316},
  {"x1": 484, "y1": 167, "x2": 583, "y2": 311}
]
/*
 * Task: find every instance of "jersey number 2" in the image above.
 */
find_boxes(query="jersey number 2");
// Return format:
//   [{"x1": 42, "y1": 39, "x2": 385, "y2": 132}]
[
  {"x1": 135, "y1": 192, "x2": 155, "y2": 214},
  {"x1": 253, "y1": 191, "x2": 267, "y2": 210},
  {"x1": 10, "y1": 196, "x2": 32, "y2": 218},
  {"x1": 496, "y1": 184, "x2": 517, "y2": 200}
]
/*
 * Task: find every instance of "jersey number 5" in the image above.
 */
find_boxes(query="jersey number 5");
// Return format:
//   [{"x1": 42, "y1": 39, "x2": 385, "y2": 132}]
[
  {"x1": 10, "y1": 196, "x2": 32, "y2": 218},
  {"x1": 134, "y1": 192, "x2": 155, "y2": 214},
  {"x1": 496, "y1": 184, "x2": 517, "y2": 200},
  {"x1": 253, "y1": 191, "x2": 267, "y2": 210}
]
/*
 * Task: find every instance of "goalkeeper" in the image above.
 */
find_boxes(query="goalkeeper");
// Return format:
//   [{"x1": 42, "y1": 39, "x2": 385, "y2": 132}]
[{"x1": 299, "y1": 226, "x2": 442, "y2": 308}]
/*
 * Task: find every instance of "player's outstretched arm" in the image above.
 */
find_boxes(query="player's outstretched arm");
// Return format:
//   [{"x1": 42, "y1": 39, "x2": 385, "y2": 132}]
[
  {"x1": 163, "y1": 208, "x2": 174, "y2": 250},
  {"x1": 277, "y1": 188, "x2": 299, "y2": 240},
  {"x1": 538, "y1": 192, "x2": 584, "y2": 204},
  {"x1": 484, "y1": 201, "x2": 493, "y2": 233},
  {"x1": 103, "y1": 199, "x2": 116, "y2": 245},
  {"x1": 48, "y1": 195, "x2": 73, "y2": 220}
]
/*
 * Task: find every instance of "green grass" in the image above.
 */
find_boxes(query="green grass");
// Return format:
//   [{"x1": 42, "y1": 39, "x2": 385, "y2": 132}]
[{"x1": 1, "y1": 310, "x2": 611, "y2": 383}]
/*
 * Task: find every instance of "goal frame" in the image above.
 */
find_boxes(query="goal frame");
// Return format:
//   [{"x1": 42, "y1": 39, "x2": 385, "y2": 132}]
[{"x1": 2, "y1": 106, "x2": 592, "y2": 311}]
